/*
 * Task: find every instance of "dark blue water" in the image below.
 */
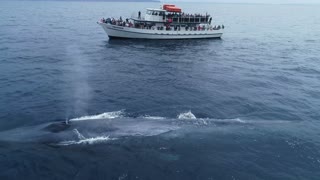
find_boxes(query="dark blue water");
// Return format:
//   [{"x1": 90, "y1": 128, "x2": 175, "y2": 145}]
[{"x1": 1, "y1": 1, "x2": 320, "y2": 179}]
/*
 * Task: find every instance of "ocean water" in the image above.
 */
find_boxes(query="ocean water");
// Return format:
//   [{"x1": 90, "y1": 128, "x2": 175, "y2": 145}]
[{"x1": 1, "y1": 1, "x2": 320, "y2": 179}]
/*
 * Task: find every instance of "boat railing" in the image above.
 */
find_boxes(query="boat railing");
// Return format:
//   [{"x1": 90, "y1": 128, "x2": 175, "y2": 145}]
[
  {"x1": 130, "y1": 13, "x2": 210, "y2": 24},
  {"x1": 131, "y1": 14, "x2": 145, "y2": 21},
  {"x1": 104, "y1": 21, "x2": 224, "y2": 31},
  {"x1": 171, "y1": 17, "x2": 208, "y2": 23}
]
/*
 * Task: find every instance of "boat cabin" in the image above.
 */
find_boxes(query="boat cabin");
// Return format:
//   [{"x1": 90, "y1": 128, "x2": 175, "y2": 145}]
[
  {"x1": 145, "y1": 8, "x2": 166, "y2": 22},
  {"x1": 116, "y1": 4, "x2": 214, "y2": 31},
  {"x1": 134, "y1": 4, "x2": 210, "y2": 25}
]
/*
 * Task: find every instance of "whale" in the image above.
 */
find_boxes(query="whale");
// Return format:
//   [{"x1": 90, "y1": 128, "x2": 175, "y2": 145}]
[
  {"x1": 0, "y1": 117, "x2": 182, "y2": 145},
  {"x1": 0, "y1": 111, "x2": 293, "y2": 146}
]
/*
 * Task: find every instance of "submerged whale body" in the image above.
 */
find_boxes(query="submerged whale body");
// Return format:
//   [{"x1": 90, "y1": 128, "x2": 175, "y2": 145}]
[
  {"x1": 0, "y1": 117, "x2": 182, "y2": 145},
  {"x1": 0, "y1": 111, "x2": 292, "y2": 146},
  {"x1": 43, "y1": 121, "x2": 71, "y2": 133}
]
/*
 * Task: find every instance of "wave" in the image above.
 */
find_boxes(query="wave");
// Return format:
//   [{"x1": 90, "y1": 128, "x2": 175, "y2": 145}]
[
  {"x1": 178, "y1": 111, "x2": 197, "y2": 120},
  {"x1": 70, "y1": 110, "x2": 124, "y2": 122}
]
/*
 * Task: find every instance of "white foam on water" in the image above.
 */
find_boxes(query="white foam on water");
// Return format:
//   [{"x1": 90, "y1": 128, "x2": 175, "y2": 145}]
[
  {"x1": 220, "y1": 118, "x2": 246, "y2": 123},
  {"x1": 73, "y1": 129, "x2": 85, "y2": 140},
  {"x1": 178, "y1": 111, "x2": 197, "y2": 120},
  {"x1": 199, "y1": 119, "x2": 208, "y2": 125},
  {"x1": 205, "y1": 118, "x2": 246, "y2": 124},
  {"x1": 70, "y1": 110, "x2": 124, "y2": 122},
  {"x1": 57, "y1": 128, "x2": 117, "y2": 146},
  {"x1": 233, "y1": 118, "x2": 246, "y2": 123},
  {"x1": 211, "y1": 118, "x2": 292, "y2": 124},
  {"x1": 58, "y1": 136, "x2": 117, "y2": 146},
  {"x1": 141, "y1": 115, "x2": 166, "y2": 120},
  {"x1": 57, "y1": 128, "x2": 118, "y2": 146}
]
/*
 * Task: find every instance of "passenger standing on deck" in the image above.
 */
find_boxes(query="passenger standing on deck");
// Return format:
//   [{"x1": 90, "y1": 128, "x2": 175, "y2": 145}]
[{"x1": 138, "y1": 11, "x2": 141, "y2": 19}]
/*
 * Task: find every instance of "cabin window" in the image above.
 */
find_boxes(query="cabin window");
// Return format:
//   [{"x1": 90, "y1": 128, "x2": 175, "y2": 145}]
[
  {"x1": 147, "y1": 10, "x2": 152, "y2": 15},
  {"x1": 150, "y1": 11, "x2": 158, "y2": 16}
]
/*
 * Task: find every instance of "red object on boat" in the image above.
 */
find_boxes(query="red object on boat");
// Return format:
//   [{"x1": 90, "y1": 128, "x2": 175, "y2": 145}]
[
  {"x1": 163, "y1": 4, "x2": 182, "y2": 13},
  {"x1": 163, "y1": 4, "x2": 175, "y2": 9}
]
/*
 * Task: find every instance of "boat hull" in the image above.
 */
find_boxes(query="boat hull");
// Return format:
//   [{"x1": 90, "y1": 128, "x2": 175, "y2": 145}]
[{"x1": 99, "y1": 23, "x2": 223, "y2": 40}]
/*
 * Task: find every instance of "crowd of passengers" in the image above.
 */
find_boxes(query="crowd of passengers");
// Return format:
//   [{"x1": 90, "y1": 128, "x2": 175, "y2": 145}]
[
  {"x1": 101, "y1": 17, "x2": 134, "y2": 27},
  {"x1": 101, "y1": 17, "x2": 224, "y2": 30},
  {"x1": 149, "y1": 24, "x2": 224, "y2": 31},
  {"x1": 170, "y1": 12, "x2": 210, "y2": 18},
  {"x1": 149, "y1": 11, "x2": 210, "y2": 18}
]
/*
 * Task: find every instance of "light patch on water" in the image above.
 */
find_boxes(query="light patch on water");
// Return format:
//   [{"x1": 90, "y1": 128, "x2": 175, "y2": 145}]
[
  {"x1": 70, "y1": 110, "x2": 124, "y2": 121},
  {"x1": 178, "y1": 111, "x2": 197, "y2": 120},
  {"x1": 118, "y1": 174, "x2": 128, "y2": 180}
]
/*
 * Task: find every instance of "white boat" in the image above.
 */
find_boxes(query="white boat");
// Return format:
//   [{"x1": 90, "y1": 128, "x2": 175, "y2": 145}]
[{"x1": 98, "y1": 4, "x2": 224, "y2": 40}]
